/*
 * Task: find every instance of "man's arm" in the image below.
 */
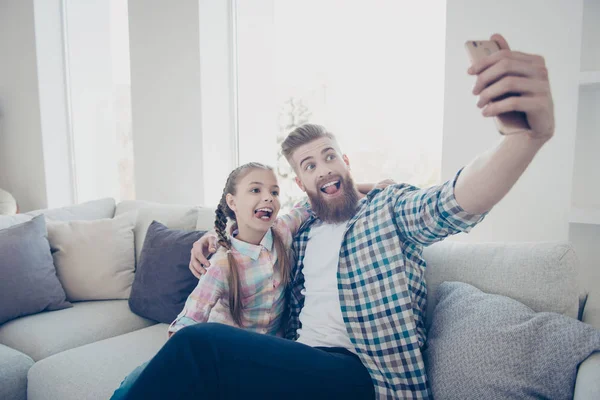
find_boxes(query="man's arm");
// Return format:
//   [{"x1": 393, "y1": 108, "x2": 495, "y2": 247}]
[
  {"x1": 392, "y1": 34, "x2": 553, "y2": 247},
  {"x1": 455, "y1": 33, "x2": 554, "y2": 215}
]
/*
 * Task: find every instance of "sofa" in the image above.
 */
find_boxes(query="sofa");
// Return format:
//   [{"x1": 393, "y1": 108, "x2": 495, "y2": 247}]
[{"x1": 0, "y1": 198, "x2": 598, "y2": 399}]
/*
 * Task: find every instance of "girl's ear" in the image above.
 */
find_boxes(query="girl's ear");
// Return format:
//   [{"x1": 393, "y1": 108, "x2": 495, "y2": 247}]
[{"x1": 226, "y1": 193, "x2": 236, "y2": 213}]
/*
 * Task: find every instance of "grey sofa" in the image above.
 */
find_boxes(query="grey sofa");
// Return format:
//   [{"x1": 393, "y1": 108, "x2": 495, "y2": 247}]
[{"x1": 0, "y1": 198, "x2": 598, "y2": 399}]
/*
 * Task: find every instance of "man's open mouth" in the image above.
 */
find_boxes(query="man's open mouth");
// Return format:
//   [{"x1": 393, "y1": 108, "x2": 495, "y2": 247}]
[
  {"x1": 254, "y1": 207, "x2": 273, "y2": 221},
  {"x1": 320, "y1": 180, "x2": 341, "y2": 195}
]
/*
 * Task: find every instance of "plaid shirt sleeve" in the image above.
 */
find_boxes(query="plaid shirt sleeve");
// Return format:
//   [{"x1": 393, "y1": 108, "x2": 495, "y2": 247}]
[
  {"x1": 167, "y1": 260, "x2": 226, "y2": 337},
  {"x1": 274, "y1": 200, "x2": 311, "y2": 243},
  {"x1": 392, "y1": 168, "x2": 487, "y2": 246}
]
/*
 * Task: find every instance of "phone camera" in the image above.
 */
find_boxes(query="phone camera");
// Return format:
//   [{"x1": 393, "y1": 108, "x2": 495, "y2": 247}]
[{"x1": 473, "y1": 41, "x2": 478, "y2": 48}]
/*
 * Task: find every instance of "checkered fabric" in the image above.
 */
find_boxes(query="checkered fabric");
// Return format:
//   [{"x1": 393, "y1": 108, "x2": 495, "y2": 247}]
[{"x1": 286, "y1": 171, "x2": 486, "y2": 399}]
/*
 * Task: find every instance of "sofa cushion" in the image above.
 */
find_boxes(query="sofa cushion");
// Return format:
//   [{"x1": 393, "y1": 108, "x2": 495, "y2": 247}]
[
  {"x1": 27, "y1": 323, "x2": 168, "y2": 400},
  {"x1": 425, "y1": 282, "x2": 600, "y2": 400},
  {"x1": 0, "y1": 300, "x2": 156, "y2": 361},
  {"x1": 47, "y1": 212, "x2": 136, "y2": 301},
  {"x1": 26, "y1": 198, "x2": 116, "y2": 221},
  {"x1": 0, "y1": 215, "x2": 72, "y2": 325},
  {"x1": 196, "y1": 206, "x2": 215, "y2": 231},
  {"x1": 0, "y1": 214, "x2": 32, "y2": 230},
  {"x1": 129, "y1": 221, "x2": 206, "y2": 323},
  {"x1": 115, "y1": 200, "x2": 202, "y2": 262},
  {"x1": 0, "y1": 344, "x2": 33, "y2": 400},
  {"x1": 423, "y1": 241, "x2": 580, "y2": 327}
]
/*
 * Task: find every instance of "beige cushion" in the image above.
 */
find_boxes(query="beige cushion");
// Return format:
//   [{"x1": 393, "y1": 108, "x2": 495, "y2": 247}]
[
  {"x1": 115, "y1": 200, "x2": 202, "y2": 262},
  {"x1": 423, "y1": 241, "x2": 581, "y2": 327},
  {"x1": 0, "y1": 300, "x2": 156, "y2": 361},
  {"x1": 0, "y1": 214, "x2": 32, "y2": 230},
  {"x1": 47, "y1": 213, "x2": 136, "y2": 301},
  {"x1": 27, "y1": 323, "x2": 168, "y2": 400},
  {"x1": 27, "y1": 198, "x2": 116, "y2": 221},
  {"x1": 196, "y1": 206, "x2": 216, "y2": 231}
]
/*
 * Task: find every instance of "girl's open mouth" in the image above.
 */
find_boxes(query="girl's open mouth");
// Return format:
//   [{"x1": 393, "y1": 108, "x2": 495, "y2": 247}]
[{"x1": 254, "y1": 207, "x2": 273, "y2": 221}]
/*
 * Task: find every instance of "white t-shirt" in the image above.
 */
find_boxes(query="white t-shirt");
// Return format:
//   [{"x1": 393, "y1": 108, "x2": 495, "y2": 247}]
[{"x1": 296, "y1": 222, "x2": 355, "y2": 352}]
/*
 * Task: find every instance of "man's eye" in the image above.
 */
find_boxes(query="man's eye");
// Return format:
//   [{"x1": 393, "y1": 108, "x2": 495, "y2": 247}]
[
  {"x1": 305, "y1": 164, "x2": 315, "y2": 171},
  {"x1": 326, "y1": 154, "x2": 336, "y2": 161}
]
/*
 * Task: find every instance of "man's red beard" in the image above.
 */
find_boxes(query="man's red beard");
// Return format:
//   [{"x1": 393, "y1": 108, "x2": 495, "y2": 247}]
[{"x1": 306, "y1": 173, "x2": 359, "y2": 223}]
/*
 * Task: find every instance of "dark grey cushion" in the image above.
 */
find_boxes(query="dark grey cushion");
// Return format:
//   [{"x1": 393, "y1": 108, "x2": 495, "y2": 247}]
[
  {"x1": 425, "y1": 282, "x2": 600, "y2": 400},
  {"x1": 129, "y1": 221, "x2": 206, "y2": 323},
  {"x1": 0, "y1": 215, "x2": 71, "y2": 325}
]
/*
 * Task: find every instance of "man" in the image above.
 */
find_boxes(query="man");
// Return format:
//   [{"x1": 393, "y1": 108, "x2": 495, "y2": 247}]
[{"x1": 125, "y1": 34, "x2": 554, "y2": 399}]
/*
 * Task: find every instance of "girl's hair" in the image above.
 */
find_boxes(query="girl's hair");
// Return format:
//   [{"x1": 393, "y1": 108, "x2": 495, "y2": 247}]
[{"x1": 215, "y1": 162, "x2": 291, "y2": 327}]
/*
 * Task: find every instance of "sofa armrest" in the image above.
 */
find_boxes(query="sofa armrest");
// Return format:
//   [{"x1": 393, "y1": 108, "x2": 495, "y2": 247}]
[{"x1": 574, "y1": 351, "x2": 600, "y2": 399}]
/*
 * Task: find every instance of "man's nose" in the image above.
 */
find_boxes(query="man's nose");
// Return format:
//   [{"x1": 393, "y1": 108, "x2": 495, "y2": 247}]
[{"x1": 318, "y1": 169, "x2": 333, "y2": 179}]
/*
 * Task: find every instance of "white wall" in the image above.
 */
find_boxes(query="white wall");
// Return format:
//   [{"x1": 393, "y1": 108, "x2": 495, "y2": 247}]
[
  {"x1": 0, "y1": 0, "x2": 48, "y2": 212},
  {"x1": 442, "y1": 0, "x2": 583, "y2": 243},
  {"x1": 128, "y1": 0, "x2": 204, "y2": 205},
  {"x1": 198, "y1": 0, "x2": 236, "y2": 207},
  {"x1": 34, "y1": 0, "x2": 75, "y2": 209}
]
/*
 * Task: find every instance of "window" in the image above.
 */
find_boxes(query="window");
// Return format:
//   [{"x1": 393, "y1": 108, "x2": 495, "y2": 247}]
[
  {"x1": 63, "y1": 0, "x2": 134, "y2": 203},
  {"x1": 234, "y1": 0, "x2": 446, "y2": 209}
]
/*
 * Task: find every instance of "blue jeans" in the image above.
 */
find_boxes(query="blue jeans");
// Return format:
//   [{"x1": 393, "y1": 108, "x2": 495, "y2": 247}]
[
  {"x1": 110, "y1": 361, "x2": 149, "y2": 400},
  {"x1": 124, "y1": 323, "x2": 374, "y2": 399}
]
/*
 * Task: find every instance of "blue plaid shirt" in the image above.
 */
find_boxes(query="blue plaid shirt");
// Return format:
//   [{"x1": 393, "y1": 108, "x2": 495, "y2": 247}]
[{"x1": 285, "y1": 171, "x2": 486, "y2": 399}]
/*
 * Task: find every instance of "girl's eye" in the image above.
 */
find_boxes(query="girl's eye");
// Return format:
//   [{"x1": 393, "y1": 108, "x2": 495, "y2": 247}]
[
  {"x1": 271, "y1": 191, "x2": 279, "y2": 196},
  {"x1": 250, "y1": 188, "x2": 260, "y2": 193}
]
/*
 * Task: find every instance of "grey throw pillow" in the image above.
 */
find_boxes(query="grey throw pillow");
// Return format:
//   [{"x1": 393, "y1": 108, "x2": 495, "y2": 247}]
[
  {"x1": 0, "y1": 215, "x2": 72, "y2": 325},
  {"x1": 425, "y1": 282, "x2": 600, "y2": 400},
  {"x1": 128, "y1": 221, "x2": 207, "y2": 324}
]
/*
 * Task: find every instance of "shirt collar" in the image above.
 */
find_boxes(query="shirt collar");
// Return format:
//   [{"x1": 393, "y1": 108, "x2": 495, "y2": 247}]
[{"x1": 230, "y1": 228, "x2": 273, "y2": 261}]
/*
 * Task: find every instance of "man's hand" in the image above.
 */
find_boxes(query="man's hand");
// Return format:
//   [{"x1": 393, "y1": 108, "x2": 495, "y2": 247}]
[
  {"x1": 357, "y1": 179, "x2": 396, "y2": 194},
  {"x1": 375, "y1": 179, "x2": 396, "y2": 190},
  {"x1": 469, "y1": 33, "x2": 555, "y2": 142},
  {"x1": 189, "y1": 233, "x2": 219, "y2": 279}
]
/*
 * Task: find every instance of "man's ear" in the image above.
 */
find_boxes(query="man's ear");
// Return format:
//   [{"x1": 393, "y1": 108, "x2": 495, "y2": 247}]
[
  {"x1": 226, "y1": 193, "x2": 236, "y2": 212},
  {"x1": 295, "y1": 176, "x2": 306, "y2": 193},
  {"x1": 343, "y1": 154, "x2": 351, "y2": 169}
]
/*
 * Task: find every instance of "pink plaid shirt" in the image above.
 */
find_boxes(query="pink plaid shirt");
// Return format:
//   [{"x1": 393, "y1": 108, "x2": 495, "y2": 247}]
[{"x1": 168, "y1": 205, "x2": 310, "y2": 337}]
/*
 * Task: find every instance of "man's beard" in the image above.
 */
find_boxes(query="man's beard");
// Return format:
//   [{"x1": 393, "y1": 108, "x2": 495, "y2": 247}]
[{"x1": 306, "y1": 174, "x2": 359, "y2": 224}]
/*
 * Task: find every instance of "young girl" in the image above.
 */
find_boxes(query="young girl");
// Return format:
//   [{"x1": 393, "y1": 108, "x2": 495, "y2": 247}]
[
  {"x1": 168, "y1": 162, "x2": 306, "y2": 336},
  {"x1": 111, "y1": 162, "x2": 386, "y2": 398}
]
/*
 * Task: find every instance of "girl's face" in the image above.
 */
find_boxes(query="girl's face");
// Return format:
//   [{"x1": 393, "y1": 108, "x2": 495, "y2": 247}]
[{"x1": 226, "y1": 169, "x2": 281, "y2": 235}]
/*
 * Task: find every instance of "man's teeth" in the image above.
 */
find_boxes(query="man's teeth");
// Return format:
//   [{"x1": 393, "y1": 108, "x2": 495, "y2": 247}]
[{"x1": 321, "y1": 181, "x2": 339, "y2": 190}]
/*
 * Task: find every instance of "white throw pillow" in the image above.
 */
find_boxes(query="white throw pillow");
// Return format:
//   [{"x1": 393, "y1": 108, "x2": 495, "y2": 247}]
[
  {"x1": 115, "y1": 200, "x2": 202, "y2": 262},
  {"x1": 47, "y1": 212, "x2": 136, "y2": 301}
]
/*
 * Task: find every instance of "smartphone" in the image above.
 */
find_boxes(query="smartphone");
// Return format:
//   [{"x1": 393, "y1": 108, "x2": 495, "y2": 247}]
[{"x1": 465, "y1": 40, "x2": 530, "y2": 135}]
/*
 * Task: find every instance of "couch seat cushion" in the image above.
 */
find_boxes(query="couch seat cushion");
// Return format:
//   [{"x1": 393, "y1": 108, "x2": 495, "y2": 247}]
[
  {"x1": 0, "y1": 300, "x2": 156, "y2": 361},
  {"x1": 27, "y1": 323, "x2": 168, "y2": 400},
  {"x1": 0, "y1": 344, "x2": 34, "y2": 400}
]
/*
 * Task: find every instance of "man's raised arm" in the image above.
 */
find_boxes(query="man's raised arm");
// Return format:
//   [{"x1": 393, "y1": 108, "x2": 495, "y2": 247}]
[{"x1": 454, "y1": 33, "x2": 554, "y2": 215}]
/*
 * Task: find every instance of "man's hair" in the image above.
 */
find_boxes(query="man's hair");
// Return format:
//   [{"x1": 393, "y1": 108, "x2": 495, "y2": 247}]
[{"x1": 280, "y1": 124, "x2": 337, "y2": 163}]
